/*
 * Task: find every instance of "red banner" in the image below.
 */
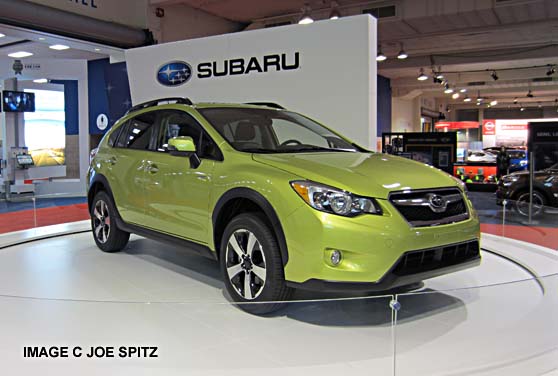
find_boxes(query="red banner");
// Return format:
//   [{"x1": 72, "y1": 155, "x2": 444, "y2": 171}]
[{"x1": 435, "y1": 121, "x2": 479, "y2": 130}]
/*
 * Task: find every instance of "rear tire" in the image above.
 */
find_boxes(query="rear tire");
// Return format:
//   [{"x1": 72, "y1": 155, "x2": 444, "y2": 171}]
[
  {"x1": 91, "y1": 191, "x2": 130, "y2": 252},
  {"x1": 220, "y1": 213, "x2": 292, "y2": 315}
]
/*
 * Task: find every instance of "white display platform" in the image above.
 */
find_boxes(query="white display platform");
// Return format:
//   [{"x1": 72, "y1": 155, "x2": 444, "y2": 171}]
[{"x1": 0, "y1": 226, "x2": 556, "y2": 376}]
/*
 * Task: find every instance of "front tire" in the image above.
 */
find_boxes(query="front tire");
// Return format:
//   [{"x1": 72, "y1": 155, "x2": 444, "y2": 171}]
[
  {"x1": 515, "y1": 191, "x2": 546, "y2": 217},
  {"x1": 220, "y1": 213, "x2": 292, "y2": 314},
  {"x1": 91, "y1": 191, "x2": 130, "y2": 252}
]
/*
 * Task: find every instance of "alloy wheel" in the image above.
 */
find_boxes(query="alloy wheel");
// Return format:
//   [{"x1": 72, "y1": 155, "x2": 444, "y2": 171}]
[
  {"x1": 516, "y1": 192, "x2": 544, "y2": 217},
  {"x1": 93, "y1": 200, "x2": 111, "y2": 244},
  {"x1": 225, "y1": 229, "x2": 267, "y2": 300}
]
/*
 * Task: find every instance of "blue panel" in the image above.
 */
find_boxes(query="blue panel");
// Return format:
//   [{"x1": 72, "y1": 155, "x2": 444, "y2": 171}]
[
  {"x1": 88, "y1": 58, "x2": 110, "y2": 135},
  {"x1": 50, "y1": 80, "x2": 79, "y2": 135},
  {"x1": 377, "y1": 75, "x2": 392, "y2": 136},
  {"x1": 104, "y1": 61, "x2": 132, "y2": 125}
]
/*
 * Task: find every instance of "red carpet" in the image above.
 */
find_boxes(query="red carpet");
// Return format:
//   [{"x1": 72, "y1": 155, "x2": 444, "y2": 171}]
[
  {"x1": 481, "y1": 223, "x2": 558, "y2": 250},
  {"x1": 0, "y1": 204, "x2": 90, "y2": 234}
]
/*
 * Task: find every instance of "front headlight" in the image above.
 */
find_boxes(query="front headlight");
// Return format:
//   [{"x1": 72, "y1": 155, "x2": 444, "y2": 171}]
[
  {"x1": 290, "y1": 181, "x2": 382, "y2": 217},
  {"x1": 502, "y1": 175, "x2": 520, "y2": 186}
]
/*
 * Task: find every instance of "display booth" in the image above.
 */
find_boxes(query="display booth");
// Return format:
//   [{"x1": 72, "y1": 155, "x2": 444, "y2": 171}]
[{"x1": 126, "y1": 15, "x2": 378, "y2": 150}]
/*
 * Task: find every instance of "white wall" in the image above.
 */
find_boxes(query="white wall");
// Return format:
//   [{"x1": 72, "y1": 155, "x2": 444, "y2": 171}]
[
  {"x1": 148, "y1": 3, "x2": 243, "y2": 43},
  {"x1": 127, "y1": 15, "x2": 378, "y2": 149},
  {"x1": 0, "y1": 58, "x2": 89, "y2": 196},
  {"x1": 391, "y1": 97, "x2": 421, "y2": 132}
]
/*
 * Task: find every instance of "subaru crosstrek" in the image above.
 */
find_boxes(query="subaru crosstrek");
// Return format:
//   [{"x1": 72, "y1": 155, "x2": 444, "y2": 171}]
[{"x1": 87, "y1": 98, "x2": 481, "y2": 314}]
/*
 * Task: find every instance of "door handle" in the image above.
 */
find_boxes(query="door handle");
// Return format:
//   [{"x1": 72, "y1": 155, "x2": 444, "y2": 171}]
[{"x1": 146, "y1": 164, "x2": 159, "y2": 173}]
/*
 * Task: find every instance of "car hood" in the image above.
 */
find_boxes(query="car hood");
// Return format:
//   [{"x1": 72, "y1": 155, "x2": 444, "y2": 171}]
[{"x1": 253, "y1": 152, "x2": 458, "y2": 199}]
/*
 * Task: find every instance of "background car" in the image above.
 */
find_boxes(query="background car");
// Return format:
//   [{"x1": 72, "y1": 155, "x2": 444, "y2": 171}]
[
  {"x1": 467, "y1": 150, "x2": 497, "y2": 163},
  {"x1": 496, "y1": 162, "x2": 558, "y2": 216}
]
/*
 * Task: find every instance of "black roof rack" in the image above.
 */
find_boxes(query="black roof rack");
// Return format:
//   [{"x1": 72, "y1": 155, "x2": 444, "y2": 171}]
[
  {"x1": 126, "y1": 97, "x2": 193, "y2": 115},
  {"x1": 244, "y1": 102, "x2": 284, "y2": 109}
]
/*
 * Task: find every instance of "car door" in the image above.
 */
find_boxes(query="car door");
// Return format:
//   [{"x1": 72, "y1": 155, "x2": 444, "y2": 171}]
[
  {"x1": 103, "y1": 111, "x2": 157, "y2": 225},
  {"x1": 143, "y1": 109, "x2": 220, "y2": 244}
]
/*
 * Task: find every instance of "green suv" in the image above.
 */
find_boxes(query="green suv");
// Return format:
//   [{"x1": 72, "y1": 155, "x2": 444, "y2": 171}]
[{"x1": 87, "y1": 98, "x2": 480, "y2": 313}]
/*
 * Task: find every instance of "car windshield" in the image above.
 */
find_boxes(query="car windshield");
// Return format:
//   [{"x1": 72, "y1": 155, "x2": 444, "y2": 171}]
[{"x1": 198, "y1": 107, "x2": 360, "y2": 153}]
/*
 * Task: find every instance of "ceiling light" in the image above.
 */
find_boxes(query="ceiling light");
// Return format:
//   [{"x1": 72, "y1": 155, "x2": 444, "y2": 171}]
[
  {"x1": 397, "y1": 44, "x2": 408, "y2": 59},
  {"x1": 417, "y1": 68, "x2": 428, "y2": 81},
  {"x1": 376, "y1": 47, "x2": 386, "y2": 62},
  {"x1": 490, "y1": 100, "x2": 498, "y2": 106},
  {"x1": 526, "y1": 90, "x2": 534, "y2": 98},
  {"x1": 444, "y1": 83, "x2": 453, "y2": 93},
  {"x1": 490, "y1": 70, "x2": 499, "y2": 81},
  {"x1": 8, "y1": 51, "x2": 33, "y2": 58},
  {"x1": 463, "y1": 96, "x2": 472, "y2": 102},
  {"x1": 0, "y1": 33, "x2": 5, "y2": 38},
  {"x1": 49, "y1": 44, "x2": 70, "y2": 50},
  {"x1": 329, "y1": 1, "x2": 340, "y2": 19},
  {"x1": 452, "y1": 93, "x2": 460, "y2": 99},
  {"x1": 94, "y1": 48, "x2": 101, "y2": 52},
  {"x1": 460, "y1": 88, "x2": 467, "y2": 93},
  {"x1": 513, "y1": 97, "x2": 518, "y2": 104},
  {"x1": 547, "y1": 66, "x2": 556, "y2": 76},
  {"x1": 538, "y1": 102, "x2": 542, "y2": 108},
  {"x1": 520, "y1": 106, "x2": 525, "y2": 111},
  {"x1": 298, "y1": 4, "x2": 314, "y2": 24},
  {"x1": 38, "y1": 37, "x2": 46, "y2": 41},
  {"x1": 476, "y1": 102, "x2": 481, "y2": 106},
  {"x1": 33, "y1": 78, "x2": 48, "y2": 83}
]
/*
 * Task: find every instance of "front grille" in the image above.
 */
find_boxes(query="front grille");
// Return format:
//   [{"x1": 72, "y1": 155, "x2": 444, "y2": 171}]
[
  {"x1": 389, "y1": 188, "x2": 469, "y2": 227},
  {"x1": 393, "y1": 240, "x2": 480, "y2": 276}
]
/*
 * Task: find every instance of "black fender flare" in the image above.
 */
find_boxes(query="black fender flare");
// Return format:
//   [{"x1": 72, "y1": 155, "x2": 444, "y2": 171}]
[
  {"x1": 212, "y1": 187, "x2": 289, "y2": 266},
  {"x1": 88, "y1": 173, "x2": 119, "y2": 217}
]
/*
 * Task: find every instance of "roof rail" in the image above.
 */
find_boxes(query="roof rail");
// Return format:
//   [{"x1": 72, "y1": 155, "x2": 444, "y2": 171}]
[
  {"x1": 244, "y1": 102, "x2": 284, "y2": 109},
  {"x1": 126, "y1": 97, "x2": 193, "y2": 115}
]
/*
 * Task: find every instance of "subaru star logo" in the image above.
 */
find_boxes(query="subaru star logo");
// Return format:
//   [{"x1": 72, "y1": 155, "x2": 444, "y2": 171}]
[{"x1": 157, "y1": 61, "x2": 192, "y2": 87}]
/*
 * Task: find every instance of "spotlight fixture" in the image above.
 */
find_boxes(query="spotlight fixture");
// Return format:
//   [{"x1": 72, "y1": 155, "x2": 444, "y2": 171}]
[
  {"x1": 513, "y1": 97, "x2": 518, "y2": 104},
  {"x1": 446, "y1": 106, "x2": 451, "y2": 113},
  {"x1": 463, "y1": 96, "x2": 472, "y2": 102},
  {"x1": 397, "y1": 44, "x2": 408, "y2": 60},
  {"x1": 452, "y1": 92, "x2": 460, "y2": 99},
  {"x1": 538, "y1": 102, "x2": 542, "y2": 108},
  {"x1": 298, "y1": 4, "x2": 314, "y2": 24},
  {"x1": 490, "y1": 100, "x2": 498, "y2": 106},
  {"x1": 476, "y1": 102, "x2": 481, "y2": 106},
  {"x1": 526, "y1": 90, "x2": 534, "y2": 98},
  {"x1": 547, "y1": 65, "x2": 556, "y2": 76},
  {"x1": 443, "y1": 83, "x2": 453, "y2": 93},
  {"x1": 329, "y1": 1, "x2": 340, "y2": 19},
  {"x1": 417, "y1": 68, "x2": 428, "y2": 81},
  {"x1": 490, "y1": 70, "x2": 499, "y2": 81},
  {"x1": 376, "y1": 47, "x2": 386, "y2": 62},
  {"x1": 520, "y1": 106, "x2": 525, "y2": 111},
  {"x1": 460, "y1": 88, "x2": 467, "y2": 93}
]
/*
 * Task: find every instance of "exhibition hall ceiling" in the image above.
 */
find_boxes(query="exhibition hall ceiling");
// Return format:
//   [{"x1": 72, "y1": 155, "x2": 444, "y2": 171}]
[{"x1": 149, "y1": 0, "x2": 558, "y2": 107}]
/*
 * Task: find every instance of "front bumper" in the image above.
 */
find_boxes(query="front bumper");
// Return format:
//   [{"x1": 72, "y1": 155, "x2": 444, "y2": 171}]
[{"x1": 281, "y1": 197, "x2": 481, "y2": 286}]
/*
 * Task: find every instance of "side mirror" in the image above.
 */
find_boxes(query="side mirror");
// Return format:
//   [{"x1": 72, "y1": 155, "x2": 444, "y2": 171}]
[
  {"x1": 168, "y1": 136, "x2": 196, "y2": 153},
  {"x1": 167, "y1": 136, "x2": 201, "y2": 169}
]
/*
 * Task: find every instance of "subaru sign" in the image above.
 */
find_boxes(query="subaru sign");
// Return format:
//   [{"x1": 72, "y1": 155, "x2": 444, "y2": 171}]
[{"x1": 157, "y1": 61, "x2": 192, "y2": 87}]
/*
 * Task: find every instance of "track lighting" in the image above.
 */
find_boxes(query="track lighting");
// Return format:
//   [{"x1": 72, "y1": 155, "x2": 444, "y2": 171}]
[
  {"x1": 490, "y1": 100, "x2": 498, "y2": 106},
  {"x1": 452, "y1": 92, "x2": 460, "y2": 99},
  {"x1": 490, "y1": 70, "x2": 499, "y2": 81},
  {"x1": 417, "y1": 68, "x2": 428, "y2": 81},
  {"x1": 526, "y1": 90, "x2": 534, "y2": 98},
  {"x1": 298, "y1": 4, "x2": 314, "y2": 24},
  {"x1": 443, "y1": 83, "x2": 453, "y2": 93},
  {"x1": 397, "y1": 44, "x2": 408, "y2": 60},
  {"x1": 520, "y1": 106, "x2": 525, "y2": 111},
  {"x1": 329, "y1": 1, "x2": 340, "y2": 19},
  {"x1": 513, "y1": 97, "x2": 518, "y2": 104},
  {"x1": 376, "y1": 47, "x2": 386, "y2": 62},
  {"x1": 463, "y1": 96, "x2": 472, "y2": 102},
  {"x1": 547, "y1": 65, "x2": 556, "y2": 76},
  {"x1": 460, "y1": 88, "x2": 467, "y2": 93}
]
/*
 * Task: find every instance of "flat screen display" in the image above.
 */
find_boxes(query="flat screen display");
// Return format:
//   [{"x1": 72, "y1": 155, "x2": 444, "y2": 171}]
[{"x1": 3, "y1": 91, "x2": 35, "y2": 112}]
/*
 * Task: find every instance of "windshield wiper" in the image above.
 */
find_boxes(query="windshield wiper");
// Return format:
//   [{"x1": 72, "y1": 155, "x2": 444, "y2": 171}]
[
  {"x1": 284, "y1": 145, "x2": 353, "y2": 152},
  {"x1": 239, "y1": 148, "x2": 278, "y2": 154}
]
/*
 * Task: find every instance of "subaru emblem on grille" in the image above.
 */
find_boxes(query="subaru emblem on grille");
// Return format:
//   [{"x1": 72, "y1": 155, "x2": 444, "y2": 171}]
[{"x1": 427, "y1": 194, "x2": 447, "y2": 212}]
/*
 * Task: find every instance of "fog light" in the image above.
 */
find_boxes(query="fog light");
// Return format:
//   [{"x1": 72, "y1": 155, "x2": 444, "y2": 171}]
[{"x1": 330, "y1": 250, "x2": 342, "y2": 266}]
